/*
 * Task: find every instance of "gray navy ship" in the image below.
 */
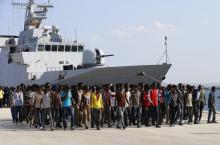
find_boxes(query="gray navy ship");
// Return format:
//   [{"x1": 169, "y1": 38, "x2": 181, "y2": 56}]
[{"x1": 0, "y1": 0, "x2": 171, "y2": 87}]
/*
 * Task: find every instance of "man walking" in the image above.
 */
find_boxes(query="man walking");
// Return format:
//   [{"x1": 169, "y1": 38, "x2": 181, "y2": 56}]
[
  {"x1": 207, "y1": 86, "x2": 217, "y2": 123},
  {"x1": 90, "y1": 86, "x2": 104, "y2": 130},
  {"x1": 61, "y1": 86, "x2": 75, "y2": 130},
  {"x1": 14, "y1": 86, "x2": 24, "y2": 124},
  {"x1": 149, "y1": 83, "x2": 161, "y2": 128},
  {"x1": 41, "y1": 86, "x2": 54, "y2": 131}
]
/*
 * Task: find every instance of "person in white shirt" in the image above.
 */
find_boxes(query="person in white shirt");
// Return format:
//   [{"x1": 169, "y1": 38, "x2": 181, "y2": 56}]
[
  {"x1": 124, "y1": 84, "x2": 131, "y2": 126},
  {"x1": 14, "y1": 86, "x2": 24, "y2": 123}
]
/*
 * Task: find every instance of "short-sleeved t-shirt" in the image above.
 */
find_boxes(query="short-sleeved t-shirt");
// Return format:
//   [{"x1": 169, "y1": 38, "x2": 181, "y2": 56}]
[
  {"x1": 61, "y1": 91, "x2": 72, "y2": 107},
  {"x1": 0, "y1": 90, "x2": 4, "y2": 99}
]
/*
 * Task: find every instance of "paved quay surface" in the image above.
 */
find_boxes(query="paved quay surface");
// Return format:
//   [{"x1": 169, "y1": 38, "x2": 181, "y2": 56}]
[{"x1": 0, "y1": 108, "x2": 220, "y2": 145}]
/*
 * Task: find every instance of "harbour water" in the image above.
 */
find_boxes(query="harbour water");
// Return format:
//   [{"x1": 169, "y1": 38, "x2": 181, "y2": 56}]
[{"x1": 205, "y1": 89, "x2": 220, "y2": 111}]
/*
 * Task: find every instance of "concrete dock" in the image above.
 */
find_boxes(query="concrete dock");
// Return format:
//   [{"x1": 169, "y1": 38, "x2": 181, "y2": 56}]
[{"x1": 0, "y1": 108, "x2": 220, "y2": 145}]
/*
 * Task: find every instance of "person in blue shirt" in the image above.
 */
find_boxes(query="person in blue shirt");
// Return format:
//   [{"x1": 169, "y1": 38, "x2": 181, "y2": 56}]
[
  {"x1": 61, "y1": 85, "x2": 75, "y2": 130},
  {"x1": 164, "y1": 84, "x2": 171, "y2": 125}
]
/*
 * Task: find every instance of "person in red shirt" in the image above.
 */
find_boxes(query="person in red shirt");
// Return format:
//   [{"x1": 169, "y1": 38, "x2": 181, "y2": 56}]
[
  {"x1": 142, "y1": 84, "x2": 150, "y2": 127},
  {"x1": 115, "y1": 84, "x2": 128, "y2": 129},
  {"x1": 149, "y1": 83, "x2": 161, "y2": 128}
]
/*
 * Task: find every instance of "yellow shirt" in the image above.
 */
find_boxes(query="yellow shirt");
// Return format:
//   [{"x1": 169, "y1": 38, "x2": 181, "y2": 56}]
[
  {"x1": 90, "y1": 92, "x2": 103, "y2": 109},
  {"x1": 0, "y1": 90, "x2": 4, "y2": 99}
]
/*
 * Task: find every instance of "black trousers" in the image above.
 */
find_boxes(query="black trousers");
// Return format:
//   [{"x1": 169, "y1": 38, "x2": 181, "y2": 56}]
[
  {"x1": 199, "y1": 102, "x2": 205, "y2": 121},
  {"x1": 142, "y1": 107, "x2": 150, "y2": 126},
  {"x1": 150, "y1": 106, "x2": 159, "y2": 126},
  {"x1": 101, "y1": 106, "x2": 111, "y2": 127},
  {"x1": 193, "y1": 101, "x2": 200, "y2": 123},
  {"x1": 0, "y1": 99, "x2": 3, "y2": 108},
  {"x1": 186, "y1": 106, "x2": 193, "y2": 123},
  {"x1": 170, "y1": 105, "x2": 178, "y2": 125},
  {"x1": 93, "y1": 108, "x2": 101, "y2": 128},
  {"x1": 208, "y1": 106, "x2": 216, "y2": 122},
  {"x1": 15, "y1": 106, "x2": 23, "y2": 123},
  {"x1": 52, "y1": 107, "x2": 62, "y2": 127}
]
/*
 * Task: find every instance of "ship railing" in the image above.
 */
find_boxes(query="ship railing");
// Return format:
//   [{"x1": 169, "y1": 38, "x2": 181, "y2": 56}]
[{"x1": 61, "y1": 38, "x2": 84, "y2": 45}]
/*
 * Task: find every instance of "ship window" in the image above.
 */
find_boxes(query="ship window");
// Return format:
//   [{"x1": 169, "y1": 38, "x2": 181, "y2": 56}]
[
  {"x1": 45, "y1": 45, "x2": 51, "y2": 51},
  {"x1": 38, "y1": 45, "x2": 44, "y2": 51},
  {"x1": 58, "y1": 45, "x2": 64, "y2": 51},
  {"x1": 65, "y1": 45, "x2": 71, "y2": 52},
  {"x1": 59, "y1": 61, "x2": 64, "y2": 64},
  {"x1": 71, "y1": 45, "x2": 77, "y2": 52},
  {"x1": 52, "y1": 45, "x2": 57, "y2": 51},
  {"x1": 78, "y1": 45, "x2": 84, "y2": 52}
]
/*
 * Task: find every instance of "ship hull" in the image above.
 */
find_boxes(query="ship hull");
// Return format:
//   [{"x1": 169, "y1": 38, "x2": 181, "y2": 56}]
[
  {"x1": 0, "y1": 50, "x2": 171, "y2": 86},
  {"x1": 58, "y1": 64, "x2": 171, "y2": 85}
]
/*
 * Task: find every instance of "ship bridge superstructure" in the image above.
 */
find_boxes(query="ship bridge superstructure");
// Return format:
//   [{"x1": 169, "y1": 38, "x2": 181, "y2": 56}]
[{"x1": 6, "y1": 0, "x2": 85, "y2": 78}]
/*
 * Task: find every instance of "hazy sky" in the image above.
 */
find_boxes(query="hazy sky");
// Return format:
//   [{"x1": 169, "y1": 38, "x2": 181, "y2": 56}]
[{"x1": 0, "y1": 0, "x2": 220, "y2": 84}]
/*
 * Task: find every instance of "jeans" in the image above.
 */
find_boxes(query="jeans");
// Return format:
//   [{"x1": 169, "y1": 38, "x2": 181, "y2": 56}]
[
  {"x1": 93, "y1": 108, "x2": 101, "y2": 128},
  {"x1": 170, "y1": 105, "x2": 178, "y2": 125},
  {"x1": 208, "y1": 106, "x2": 216, "y2": 122},
  {"x1": 35, "y1": 108, "x2": 42, "y2": 127},
  {"x1": 165, "y1": 105, "x2": 170, "y2": 124},
  {"x1": 42, "y1": 108, "x2": 54, "y2": 129},
  {"x1": 52, "y1": 107, "x2": 62, "y2": 127},
  {"x1": 15, "y1": 106, "x2": 23, "y2": 123},
  {"x1": 11, "y1": 106, "x2": 16, "y2": 122},
  {"x1": 62, "y1": 106, "x2": 75, "y2": 128},
  {"x1": 117, "y1": 106, "x2": 125, "y2": 128},
  {"x1": 131, "y1": 106, "x2": 141, "y2": 126},
  {"x1": 111, "y1": 107, "x2": 117, "y2": 124},
  {"x1": 150, "y1": 106, "x2": 159, "y2": 126},
  {"x1": 142, "y1": 107, "x2": 149, "y2": 126},
  {"x1": 177, "y1": 104, "x2": 184, "y2": 124},
  {"x1": 100, "y1": 106, "x2": 111, "y2": 127}
]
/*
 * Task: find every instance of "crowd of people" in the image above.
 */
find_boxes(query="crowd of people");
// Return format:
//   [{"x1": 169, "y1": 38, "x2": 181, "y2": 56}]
[{"x1": 0, "y1": 82, "x2": 218, "y2": 131}]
